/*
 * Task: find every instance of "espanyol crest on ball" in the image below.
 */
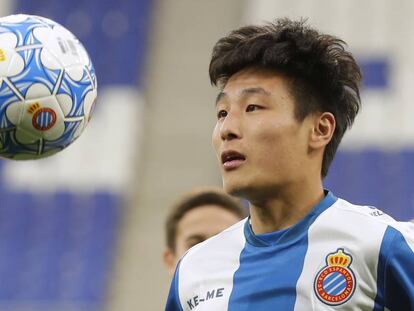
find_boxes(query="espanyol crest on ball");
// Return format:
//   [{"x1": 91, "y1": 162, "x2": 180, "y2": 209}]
[{"x1": 0, "y1": 14, "x2": 97, "y2": 160}]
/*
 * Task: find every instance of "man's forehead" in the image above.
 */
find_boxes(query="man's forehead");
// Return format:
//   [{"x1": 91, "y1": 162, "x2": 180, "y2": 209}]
[
  {"x1": 216, "y1": 69, "x2": 289, "y2": 103},
  {"x1": 225, "y1": 67, "x2": 285, "y2": 86}
]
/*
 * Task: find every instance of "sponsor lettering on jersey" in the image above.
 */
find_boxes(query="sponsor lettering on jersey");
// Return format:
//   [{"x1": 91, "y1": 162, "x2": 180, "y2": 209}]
[{"x1": 186, "y1": 287, "x2": 225, "y2": 310}]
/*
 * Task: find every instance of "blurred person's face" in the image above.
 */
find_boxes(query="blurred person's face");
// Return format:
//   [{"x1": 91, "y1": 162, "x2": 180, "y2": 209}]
[
  {"x1": 212, "y1": 67, "x2": 319, "y2": 202},
  {"x1": 163, "y1": 204, "x2": 241, "y2": 275}
]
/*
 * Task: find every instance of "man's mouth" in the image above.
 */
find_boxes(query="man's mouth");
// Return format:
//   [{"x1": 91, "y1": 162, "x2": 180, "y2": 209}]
[{"x1": 221, "y1": 150, "x2": 246, "y2": 170}]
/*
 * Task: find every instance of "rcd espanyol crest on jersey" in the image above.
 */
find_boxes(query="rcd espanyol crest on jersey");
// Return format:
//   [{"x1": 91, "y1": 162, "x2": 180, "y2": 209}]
[{"x1": 314, "y1": 248, "x2": 356, "y2": 306}]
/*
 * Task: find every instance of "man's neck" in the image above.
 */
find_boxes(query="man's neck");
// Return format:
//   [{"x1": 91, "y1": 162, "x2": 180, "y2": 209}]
[{"x1": 249, "y1": 180, "x2": 325, "y2": 235}]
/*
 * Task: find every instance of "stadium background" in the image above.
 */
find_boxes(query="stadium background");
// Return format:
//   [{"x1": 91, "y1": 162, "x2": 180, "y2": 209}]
[{"x1": 0, "y1": 0, "x2": 412, "y2": 310}]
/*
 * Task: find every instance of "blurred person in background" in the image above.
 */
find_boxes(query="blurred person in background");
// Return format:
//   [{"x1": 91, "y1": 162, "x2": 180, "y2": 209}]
[
  {"x1": 166, "y1": 18, "x2": 414, "y2": 310},
  {"x1": 163, "y1": 188, "x2": 246, "y2": 275}
]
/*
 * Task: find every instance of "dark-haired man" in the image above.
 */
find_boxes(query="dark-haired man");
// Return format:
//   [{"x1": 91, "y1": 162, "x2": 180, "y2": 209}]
[
  {"x1": 166, "y1": 18, "x2": 414, "y2": 310},
  {"x1": 163, "y1": 188, "x2": 246, "y2": 275}
]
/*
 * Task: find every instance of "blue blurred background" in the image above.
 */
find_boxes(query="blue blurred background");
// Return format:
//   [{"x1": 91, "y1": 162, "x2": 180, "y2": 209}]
[
  {"x1": 0, "y1": 0, "x2": 413, "y2": 310},
  {"x1": 0, "y1": 0, "x2": 152, "y2": 310}
]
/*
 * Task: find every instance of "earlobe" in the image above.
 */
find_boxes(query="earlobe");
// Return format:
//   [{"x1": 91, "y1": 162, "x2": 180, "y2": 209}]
[
  {"x1": 163, "y1": 248, "x2": 177, "y2": 276},
  {"x1": 310, "y1": 112, "x2": 336, "y2": 149}
]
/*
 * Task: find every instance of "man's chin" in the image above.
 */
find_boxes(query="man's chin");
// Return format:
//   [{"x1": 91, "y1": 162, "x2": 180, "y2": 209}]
[
  {"x1": 223, "y1": 182, "x2": 249, "y2": 198},
  {"x1": 223, "y1": 180, "x2": 270, "y2": 202}
]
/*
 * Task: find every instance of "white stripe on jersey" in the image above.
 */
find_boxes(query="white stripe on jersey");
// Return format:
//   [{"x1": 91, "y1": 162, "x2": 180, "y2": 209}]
[{"x1": 178, "y1": 219, "x2": 247, "y2": 310}]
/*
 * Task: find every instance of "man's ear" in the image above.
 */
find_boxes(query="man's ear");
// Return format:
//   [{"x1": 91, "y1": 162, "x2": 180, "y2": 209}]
[
  {"x1": 163, "y1": 247, "x2": 177, "y2": 276},
  {"x1": 309, "y1": 112, "x2": 336, "y2": 150}
]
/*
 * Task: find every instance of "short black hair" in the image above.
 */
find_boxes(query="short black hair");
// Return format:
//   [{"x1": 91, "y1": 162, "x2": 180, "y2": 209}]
[
  {"x1": 165, "y1": 188, "x2": 246, "y2": 252},
  {"x1": 209, "y1": 18, "x2": 362, "y2": 177}
]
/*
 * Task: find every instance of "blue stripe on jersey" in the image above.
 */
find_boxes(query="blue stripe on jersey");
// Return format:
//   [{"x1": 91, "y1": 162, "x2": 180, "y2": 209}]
[
  {"x1": 374, "y1": 226, "x2": 414, "y2": 311},
  {"x1": 227, "y1": 192, "x2": 337, "y2": 310},
  {"x1": 165, "y1": 261, "x2": 184, "y2": 311},
  {"x1": 372, "y1": 226, "x2": 392, "y2": 311}
]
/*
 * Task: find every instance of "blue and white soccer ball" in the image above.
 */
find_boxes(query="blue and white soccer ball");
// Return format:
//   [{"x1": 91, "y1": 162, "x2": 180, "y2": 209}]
[{"x1": 0, "y1": 14, "x2": 97, "y2": 160}]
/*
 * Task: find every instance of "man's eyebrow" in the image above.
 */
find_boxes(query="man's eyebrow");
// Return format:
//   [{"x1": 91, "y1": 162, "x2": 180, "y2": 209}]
[
  {"x1": 215, "y1": 87, "x2": 271, "y2": 106},
  {"x1": 215, "y1": 91, "x2": 227, "y2": 106},
  {"x1": 240, "y1": 87, "x2": 271, "y2": 97}
]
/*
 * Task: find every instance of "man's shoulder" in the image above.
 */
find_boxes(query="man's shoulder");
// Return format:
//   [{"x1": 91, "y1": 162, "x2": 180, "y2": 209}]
[
  {"x1": 174, "y1": 219, "x2": 248, "y2": 308},
  {"x1": 185, "y1": 218, "x2": 247, "y2": 257},
  {"x1": 327, "y1": 196, "x2": 414, "y2": 240},
  {"x1": 179, "y1": 218, "x2": 247, "y2": 270},
  {"x1": 331, "y1": 197, "x2": 397, "y2": 225}
]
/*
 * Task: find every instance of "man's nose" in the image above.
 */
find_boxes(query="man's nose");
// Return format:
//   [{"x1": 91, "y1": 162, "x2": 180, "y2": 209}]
[{"x1": 219, "y1": 111, "x2": 242, "y2": 141}]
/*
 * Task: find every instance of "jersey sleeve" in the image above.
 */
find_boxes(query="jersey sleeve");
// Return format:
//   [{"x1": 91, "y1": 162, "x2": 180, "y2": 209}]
[
  {"x1": 165, "y1": 261, "x2": 183, "y2": 311},
  {"x1": 375, "y1": 224, "x2": 414, "y2": 310}
]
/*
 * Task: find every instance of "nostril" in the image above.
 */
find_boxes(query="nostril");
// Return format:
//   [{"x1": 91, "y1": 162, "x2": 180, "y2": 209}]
[
  {"x1": 220, "y1": 125, "x2": 240, "y2": 140},
  {"x1": 222, "y1": 132, "x2": 238, "y2": 141}
]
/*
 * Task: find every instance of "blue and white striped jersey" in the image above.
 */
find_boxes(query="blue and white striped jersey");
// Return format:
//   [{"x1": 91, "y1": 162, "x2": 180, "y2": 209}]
[{"x1": 165, "y1": 192, "x2": 414, "y2": 310}]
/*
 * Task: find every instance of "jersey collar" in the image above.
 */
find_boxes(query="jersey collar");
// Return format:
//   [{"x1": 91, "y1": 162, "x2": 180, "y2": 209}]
[{"x1": 244, "y1": 191, "x2": 337, "y2": 248}]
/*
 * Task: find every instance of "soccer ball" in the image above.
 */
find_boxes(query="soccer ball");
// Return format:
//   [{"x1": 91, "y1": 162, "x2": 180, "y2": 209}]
[{"x1": 0, "y1": 14, "x2": 97, "y2": 160}]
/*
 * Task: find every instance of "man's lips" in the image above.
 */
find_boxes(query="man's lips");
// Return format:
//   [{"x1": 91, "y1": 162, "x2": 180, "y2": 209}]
[{"x1": 221, "y1": 150, "x2": 246, "y2": 170}]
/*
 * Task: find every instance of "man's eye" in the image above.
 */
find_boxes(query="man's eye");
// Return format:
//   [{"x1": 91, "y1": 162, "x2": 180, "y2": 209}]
[
  {"x1": 246, "y1": 105, "x2": 260, "y2": 112},
  {"x1": 217, "y1": 110, "x2": 227, "y2": 119}
]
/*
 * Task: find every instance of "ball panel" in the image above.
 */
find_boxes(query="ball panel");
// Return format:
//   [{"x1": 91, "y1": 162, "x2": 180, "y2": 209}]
[
  {"x1": 5, "y1": 98, "x2": 22, "y2": 125},
  {"x1": 24, "y1": 83, "x2": 50, "y2": 99},
  {"x1": 56, "y1": 93, "x2": 73, "y2": 116},
  {"x1": 0, "y1": 84, "x2": 22, "y2": 130},
  {"x1": 7, "y1": 51, "x2": 25, "y2": 77},
  {"x1": 19, "y1": 96, "x2": 65, "y2": 141},
  {"x1": 33, "y1": 25, "x2": 86, "y2": 72},
  {"x1": 83, "y1": 89, "x2": 97, "y2": 122},
  {"x1": 15, "y1": 126, "x2": 39, "y2": 144},
  {"x1": 38, "y1": 46, "x2": 63, "y2": 73}
]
